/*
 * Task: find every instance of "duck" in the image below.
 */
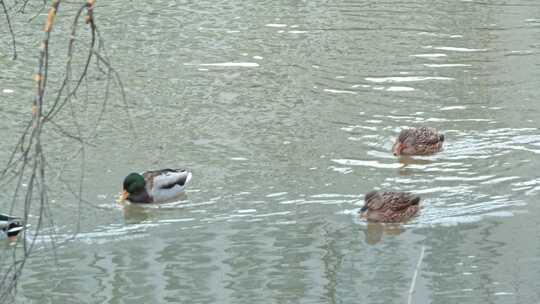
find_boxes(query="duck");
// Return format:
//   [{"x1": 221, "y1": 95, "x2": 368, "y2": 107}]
[
  {"x1": 359, "y1": 191, "x2": 420, "y2": 222},
  {"x1": 392, "y1": 126, "x2": 444, "y2": 156},
  {"x1": 0, "y1": 213, "x2": 24, "y2": 241},
  {"x1": 121, "y1": 168, "x2": 192, "y2": 203}
]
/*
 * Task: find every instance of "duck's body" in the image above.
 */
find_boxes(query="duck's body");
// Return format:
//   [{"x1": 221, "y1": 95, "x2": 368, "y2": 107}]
[
  {"x1": 122, "y1": 169, "x2": 192, "y2": 204},
  {"x1": 359, "y1": 191, "x2": 420, "y2": 222},
  {"x1": 0, "y1": 213, "x2": 24, "y2": 240},
  {"x1": 393, "y1": 127, "x2": 444, "y2": 156}
]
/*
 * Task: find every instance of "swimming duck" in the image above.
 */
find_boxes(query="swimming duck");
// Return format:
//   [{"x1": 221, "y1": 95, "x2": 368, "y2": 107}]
[
  {"x1": 359, "y1": 191, "x2": 420, "y2": 222},
  {"x1": 0, "y1": 213, "x2": 24, "y2": 241},
  {"x1": 121, "y1": 169, "x2": 192, "y2": 203},
  {"x1": 393, "y1": 127, "x2": 444, "y2": 156}
]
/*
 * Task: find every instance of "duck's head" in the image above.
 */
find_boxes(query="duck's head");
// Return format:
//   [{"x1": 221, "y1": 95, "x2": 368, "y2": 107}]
[
  {"x1": 121, "y1": 173, "x2": 145, "y2": 201},
  {"x1": 393, "y1": 130, "x2": 416, "y2": 156},
  {"x1": 361, "y1": 191, "x2": 383, "y2": 217},
  {"x1": 359, "y1": 204, "x2": 369, "y2": 218}
]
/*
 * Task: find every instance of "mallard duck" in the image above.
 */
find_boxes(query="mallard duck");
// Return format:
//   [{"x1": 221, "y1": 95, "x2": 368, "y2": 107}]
[
  {"x1": 0, "y1": 213, "x2": 24, "y2": 241},
  {"x1": 359, "y1": 191, "x2": 420, "y2": 222},
  {"x1": 121, "y1": 169, "x2": 192, "y2": 203},
  {"x1": 392, "y1": 127, "x2": 444, "y2": 156}
]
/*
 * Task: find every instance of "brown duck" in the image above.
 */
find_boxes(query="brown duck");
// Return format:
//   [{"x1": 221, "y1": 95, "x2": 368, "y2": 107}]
[
  {"x1": 359, "y1": 191, "x2": 420, "y2": 222},
  {"x1": 392, "y1": 127, "x2": 444, "y2": 156}
]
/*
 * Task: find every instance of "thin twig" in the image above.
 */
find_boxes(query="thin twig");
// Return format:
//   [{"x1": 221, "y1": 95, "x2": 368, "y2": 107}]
[
  {"x1": 0, "y1": 0, "x2": 124, "y2": 300},
  {"x1": 407, "y1": 245, "x2": 426, "y2": 304},
  {"x1": 0, "y1": 0, "x2": 17, "y2": 59}
]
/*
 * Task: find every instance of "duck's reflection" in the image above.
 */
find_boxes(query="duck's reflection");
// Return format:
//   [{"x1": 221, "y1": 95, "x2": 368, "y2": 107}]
[
  {"x1": 122, "y1": 193, "x2": 189, "y2": 224},
  {"x1": 398, "y1": 155, "x2": 434, "y2": 166},
  {"x1": 122, "y1": 204, "x2": 153, "y2": 224},
  {"x1": 397, "y1": 156, "x2": 434, "y2": 175},
  {"x1": 363, "y1": 222, "x2": 404, "y2": 245}
]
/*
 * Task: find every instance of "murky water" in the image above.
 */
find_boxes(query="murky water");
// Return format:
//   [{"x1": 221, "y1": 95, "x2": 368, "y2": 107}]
[{"x1": 2, "y1": 0, "x2": 540, "y2": 303}]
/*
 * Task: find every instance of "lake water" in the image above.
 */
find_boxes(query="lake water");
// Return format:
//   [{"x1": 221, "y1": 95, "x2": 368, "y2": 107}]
[{"x1": 1, "y1": 0, "x2": 540, "y2": 303}]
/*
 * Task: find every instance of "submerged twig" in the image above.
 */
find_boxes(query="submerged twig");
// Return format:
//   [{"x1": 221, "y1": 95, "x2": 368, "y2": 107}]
[{"x1": 407, "y1": 245, "x2": 426, "y2": 304}]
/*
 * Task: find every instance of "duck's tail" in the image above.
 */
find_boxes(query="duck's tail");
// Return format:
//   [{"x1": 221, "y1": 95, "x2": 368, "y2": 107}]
[
  {"x1": 183, "y1": 170, "x2": 193, "y2": 186},
  {"x1": 7, "y1": 222, "x2": 24, "y2": 238},
  {"x1": 1, "y1": 214, "x2": 24, "y2": 239}
]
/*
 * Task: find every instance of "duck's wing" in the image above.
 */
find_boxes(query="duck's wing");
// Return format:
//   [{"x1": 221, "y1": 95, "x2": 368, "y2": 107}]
[
  {"x1": 416, "y1": 127, "x2": 442, "y2": 145},
  {"x1": 0, "y1": 214, "x2": 20, "y2": 228},
  {"x1": 0, "y1": 213, "x2": 19, "y2": 222},
  {"x1": 143, "y1": 169, "x2": 192, "y2": 190},
  {"x1": 381, "y1": 192, "x2": 420, "y2": 211}
]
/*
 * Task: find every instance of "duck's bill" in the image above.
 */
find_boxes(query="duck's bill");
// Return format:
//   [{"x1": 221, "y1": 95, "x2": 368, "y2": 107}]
[
  {"x1": 118, "y1": 191, "x2": 129, "y2": 203},
  {"x1": 393, "y1": 143, "x2": 405, "y2": 156}
]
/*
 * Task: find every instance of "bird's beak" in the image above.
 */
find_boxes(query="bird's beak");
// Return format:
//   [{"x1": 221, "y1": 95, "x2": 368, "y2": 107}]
[
  {"x1": 394, "y1": 143, "x2": 404, "y2": 156},
  {"x1": 120, "y1": 190, "x2": 129, "y2": 202},
  {"x1": 360, "y1": 205, "x2": 368, "y2": 218}
]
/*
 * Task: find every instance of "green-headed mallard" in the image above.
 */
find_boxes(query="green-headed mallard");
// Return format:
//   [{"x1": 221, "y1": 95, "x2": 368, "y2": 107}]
[
  {"x1": 359, "y1": 191, "x2": 420, "y2": 222},
  {"x1": 0, "y1": 213, "x2": 24, "y2": 241},
  {"x1": 393, "y1": 127, "x2": 444, "y2": 156},
  {"x1": 121, "y1": 169, "x2": 192, "y2": 204}
]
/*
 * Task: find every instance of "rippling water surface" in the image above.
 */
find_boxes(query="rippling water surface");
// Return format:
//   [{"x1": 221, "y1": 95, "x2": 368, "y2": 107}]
[{"x1": 2, "y1": 0, "x2": 540, "y2": 303}]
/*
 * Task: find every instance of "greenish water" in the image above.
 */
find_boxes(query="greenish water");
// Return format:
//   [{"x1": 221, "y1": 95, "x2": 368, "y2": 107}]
[{"x1": 2, "y1": 0, "x2": 540, "y2": 303}]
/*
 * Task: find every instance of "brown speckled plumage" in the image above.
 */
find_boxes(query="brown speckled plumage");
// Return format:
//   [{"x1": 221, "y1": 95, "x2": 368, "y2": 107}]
[
  {"x1": 393, "y1": 127, "x2": 444, "y2": 156},
  {"x1": 359, "y1": 191, "x2": 420, "y2": 222}
]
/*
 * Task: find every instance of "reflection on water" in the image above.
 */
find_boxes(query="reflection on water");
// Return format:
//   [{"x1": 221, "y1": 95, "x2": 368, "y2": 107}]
[
  {"x1": 1, "y1": 0, "x2": 540, "y2": 303},
  {"x1": 397, "y1": 156, "x2": 434, "y2": 167},
  {"x1": 122, "y1": 194, "x2": 190, "y2": 224},
  {"x1": 363, "y1": 223, "x2": 404, "y2": 245}
]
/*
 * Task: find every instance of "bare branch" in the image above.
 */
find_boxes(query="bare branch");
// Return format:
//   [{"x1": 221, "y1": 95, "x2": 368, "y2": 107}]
[
  {"x1": 0, "y1": 0, "x2": 17, "y2": 59},
  {"x1": 1, "y1": 0, "x2": 126, "y2": 299}
]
